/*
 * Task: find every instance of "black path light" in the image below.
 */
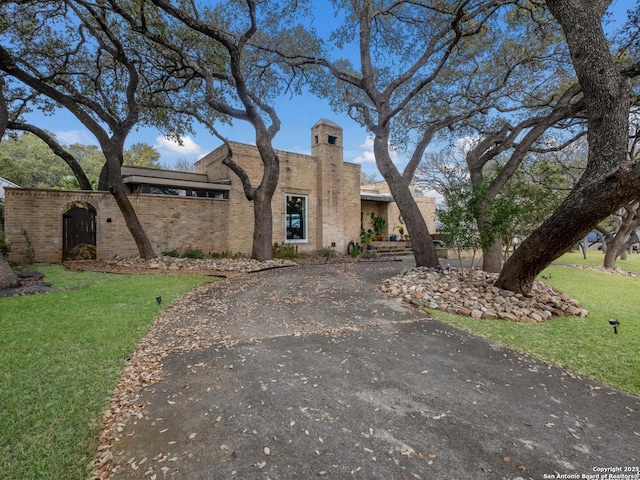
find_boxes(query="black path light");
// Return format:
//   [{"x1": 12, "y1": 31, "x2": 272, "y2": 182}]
[
  {"x1": 609, "y1": 318, "x2": 620, "y2": 334},
  {"x1": 156, "y1": 296, "x2": 162, "y2": 305}
]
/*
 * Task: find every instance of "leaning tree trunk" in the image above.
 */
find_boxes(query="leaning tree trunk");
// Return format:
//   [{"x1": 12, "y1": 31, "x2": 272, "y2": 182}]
[
  {"x1": 0, "y1": 254, "x2": 18, "y2": 289},
  {"x1": 495, "y1": 0, "x2": 635, "y2": 293},
  {"x1": 397, "y1": 190, "x2": 440, "y2": 268},
  {"x1": 374, "y1": 137, "x2": 439, "y2": 268},
  {"x1": 105, "y1": 152, "x2": 156, "y2": 259},
  {"x1": 495, "y1": 177, "x2": 637, "y2": 293}
]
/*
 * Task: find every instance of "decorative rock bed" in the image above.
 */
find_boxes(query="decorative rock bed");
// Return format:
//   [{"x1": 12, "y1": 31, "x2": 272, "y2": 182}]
[
  {"x1": 379, "y1": 267, "x2": 589, "y2": 322},
  {"x1": 68, "y1": 255, "x2": 297, "y2": 274}
]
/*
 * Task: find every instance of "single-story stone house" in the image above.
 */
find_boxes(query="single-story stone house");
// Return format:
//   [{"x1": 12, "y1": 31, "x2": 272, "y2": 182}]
[{"x1": 3, "y1": 119, "x2": 435, "y2": 263}]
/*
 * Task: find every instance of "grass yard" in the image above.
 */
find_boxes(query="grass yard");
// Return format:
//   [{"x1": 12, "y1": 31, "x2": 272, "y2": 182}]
[
  {"x1": 430, "y1": 263, "x2": 640, "y2": 397},
  {"x1": 555, "y1": 250, "x2": 640, "y2": 274},
  {"x1": 0, "y1": 266, "x2": 211, "y2": 480}
]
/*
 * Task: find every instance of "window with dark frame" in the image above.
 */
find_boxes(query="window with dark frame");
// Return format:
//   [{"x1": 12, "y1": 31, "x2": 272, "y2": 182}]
[{"x1": 286, "y1": 195, "x2": 307, "y2": 241}]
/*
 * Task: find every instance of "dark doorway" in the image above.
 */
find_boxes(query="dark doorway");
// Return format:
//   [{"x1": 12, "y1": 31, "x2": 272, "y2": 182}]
[{"x1": 63, "y1": 203, "x2": 97, "y2": 260}]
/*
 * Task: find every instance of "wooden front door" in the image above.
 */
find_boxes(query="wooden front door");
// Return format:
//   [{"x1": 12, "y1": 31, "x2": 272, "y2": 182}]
[{"x1": 63, "y1": 206, "x2": 96, "y2": 260}]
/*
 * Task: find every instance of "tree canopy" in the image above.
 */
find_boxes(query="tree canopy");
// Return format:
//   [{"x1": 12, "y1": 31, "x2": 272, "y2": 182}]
[
  {"x1": 1, "y1": 0, "x2": 638, "y2": 282},
  {"x1": 0, "y1": 133, "x2": 161, "y2": 189}
]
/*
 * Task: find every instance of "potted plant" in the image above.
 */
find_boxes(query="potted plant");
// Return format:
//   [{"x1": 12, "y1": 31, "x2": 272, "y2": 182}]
[
  {"x1": 371, "y1": 214, "x2": 386, "y2": 241},
  {"x1": 392, "y1": 224, "x2": 404, "y2": 242},
  {"x1": 360, "y1": 229, "x2": 375, "y2": 250}
]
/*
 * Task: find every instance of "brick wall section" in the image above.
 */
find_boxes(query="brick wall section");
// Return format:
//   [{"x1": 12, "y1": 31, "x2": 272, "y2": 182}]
[
  {"x1": 340, "y1": 163, "x2": 362, "y2": 250},
  {"x1": 4, "y1": 188, "x2": 229, "y2": 263},
  {"x1": 196, "y1": 136, "x2": 361, "y2": 255}
]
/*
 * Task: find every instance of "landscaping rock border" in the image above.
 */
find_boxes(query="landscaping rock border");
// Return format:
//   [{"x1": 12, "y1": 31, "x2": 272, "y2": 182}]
[
  {"x1": 379, "y1": 267, "x2": 589, "y2": 322},
  {"x1": 65, "y1": 255, "x2": 298, "y2": 276}
]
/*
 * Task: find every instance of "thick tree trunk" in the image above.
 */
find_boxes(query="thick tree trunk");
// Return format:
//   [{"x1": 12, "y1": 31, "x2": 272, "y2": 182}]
[
  {"x1": 105, "y1": 152, "x2": 156, "y2": 259},
  {"x1": 482, "y1": 238, "x2": 503, "y2": 273},
  {"x1": 251, "y1": 191, "x2": 274, "y2": 261},
  {"x1": 496, "y1": 169, "x2": 639, "y2": 292},
  {"x1": 603, "y1": 236, "x2": 621, "y2": 268},
  {"x1": 603, "y1": 205, "x2": 640, "y2": 268},
  {"x1": 467, "y1": 153, "x2": 502, "y2": 273},
  {"x1": 251, "y1": 140, "x2": 279, "y2": 261},
  {"x1": 0, "y1": 254, "x2": 18, "y2": 289},
  {"x1": 495, "y1": 0, "x2": 635, "y2": 293},
  {"x1": 374, "y1": 136, "x2": 439, "y2": 268}
]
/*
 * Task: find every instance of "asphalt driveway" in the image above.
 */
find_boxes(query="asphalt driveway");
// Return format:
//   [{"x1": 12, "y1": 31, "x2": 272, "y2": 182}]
[{"x1": 109, "y1": 260, "x2": 639, "y2": 480}]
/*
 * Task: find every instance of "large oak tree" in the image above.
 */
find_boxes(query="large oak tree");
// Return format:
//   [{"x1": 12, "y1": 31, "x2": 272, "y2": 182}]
[
  {"x1": 108, "y1": 0, "x2": 316, "y2": 261},
  {"x1": 495, "y1": 0, "x2": 640, "y2": 293},
  {"x1": 0, "y1": 0, "x2": 184, "y2": 258},
  {"x1": 287, "y1": 0, "x2": 570, "y2": 268}
]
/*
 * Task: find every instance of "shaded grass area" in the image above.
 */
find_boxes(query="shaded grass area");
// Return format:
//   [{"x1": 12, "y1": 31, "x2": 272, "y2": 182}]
[
  {"x1": 555, "y1": 250, "x2": 640, "y2": 274},
  {"x1": 0, "y1": 266, "x2": 211, "y2": 480},
  {"x1": 430, "y1": 265, "x2": 640, "y2": 396}
]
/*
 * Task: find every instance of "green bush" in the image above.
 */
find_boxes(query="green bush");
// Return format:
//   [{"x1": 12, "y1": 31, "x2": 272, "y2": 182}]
[
  {"x1": 161, "y1": 249, "x2": 180, "y2": 258},
  {"x1": 182, "y1": 246, "x2": 205, "y2": 259},
  {"x1": 273, "y1": 242, "x2": 299, "y2": 259},
  {"x1": 348, "y1": 242, "x2": 363, "y2": 258},
  {"x1": 208, "y1": 250, "x2": 236, "y2": 259},
  {"x1": 320, "y1": 246, "x2": 337, "y2": 258}
]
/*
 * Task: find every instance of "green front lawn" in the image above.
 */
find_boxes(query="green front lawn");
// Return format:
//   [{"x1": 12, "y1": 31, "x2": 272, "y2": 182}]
[
  {"x1": 555, "y1": 250, "x2": 640, "y2": 274},
  {"x1": 0, "y1": 266, "x2": 211, "y2": 480},
  {"x1": 431, "y1": 263, "x2": 640, "y2": 396}
]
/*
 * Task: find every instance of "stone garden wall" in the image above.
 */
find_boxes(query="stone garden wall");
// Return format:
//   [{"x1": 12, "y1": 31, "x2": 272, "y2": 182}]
[{"x1": 4, "y1": 188, "x2": 229, "y2": 263}]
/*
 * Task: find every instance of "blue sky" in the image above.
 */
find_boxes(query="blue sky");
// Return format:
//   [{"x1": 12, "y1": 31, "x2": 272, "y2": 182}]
[{"x1": 19, "y1": 0, "x2": 632, "y2": 180}]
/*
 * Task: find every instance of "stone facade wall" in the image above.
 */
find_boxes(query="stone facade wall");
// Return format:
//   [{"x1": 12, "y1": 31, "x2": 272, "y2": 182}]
[
  {"x1": 4, "y1": 188, "x2": 229, "y2": 263},
  {"x1": 196, "y1": 133, "x2": 362, "y2": 255},
  {"x1": 4, "y1": 120, "x2": 434, "y2": 263},
  {"x1": 339, "y1": 163, "x2": 362, "y2": 251}
]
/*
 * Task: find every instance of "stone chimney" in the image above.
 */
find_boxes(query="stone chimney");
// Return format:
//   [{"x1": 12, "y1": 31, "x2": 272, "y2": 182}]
[{"x1": 311, "y1": 119, "x2": 345, "y2": 251}]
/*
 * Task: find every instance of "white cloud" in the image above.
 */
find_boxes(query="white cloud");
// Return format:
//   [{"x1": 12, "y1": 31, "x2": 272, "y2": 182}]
[
  {"x1": 351, "y1": 136, "x2": 376, "y2": 164},
  {"x1": 351, "y1": 136, "x2": 403, "y2": 165},
  {"x1": 55, "y1": 130, "x2": 97, "y2": 145},
  {"x1": 155, "y1": 135, "x2": 205, "y2": 156}
]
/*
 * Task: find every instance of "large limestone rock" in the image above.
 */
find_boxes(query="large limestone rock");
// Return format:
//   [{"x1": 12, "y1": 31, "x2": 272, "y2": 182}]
[{"x1": 0, "y1": 255, "x2": 18, "y2": 289}]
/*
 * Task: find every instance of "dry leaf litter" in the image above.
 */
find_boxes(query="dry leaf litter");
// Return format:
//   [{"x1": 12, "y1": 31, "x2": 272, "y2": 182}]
[{"x1": 89, "y1": 256, "x2": 600, "y2": 479}]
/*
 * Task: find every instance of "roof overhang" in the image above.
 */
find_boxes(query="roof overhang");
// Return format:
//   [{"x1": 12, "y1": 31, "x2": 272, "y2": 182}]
[
  {"x1": 361, "y1": 193, "x2": 394, "y2": 203},
  {"x1": 122, "y1": 175, "x2": 231, "y2": 191}
]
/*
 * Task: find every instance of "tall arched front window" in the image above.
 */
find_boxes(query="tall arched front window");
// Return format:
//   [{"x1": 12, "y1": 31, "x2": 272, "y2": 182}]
[{"x1": 285, "y1": 195, "x2": 307, "y2": 242}]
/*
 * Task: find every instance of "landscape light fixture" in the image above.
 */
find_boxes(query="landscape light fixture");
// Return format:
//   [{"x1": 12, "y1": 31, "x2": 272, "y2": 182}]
[
  {"x1": 156, "y1": 296, "x2": 162, "y2": 305},
  {"x1": 608, "y1": 318, "x2": 620, "y2": 334}
]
